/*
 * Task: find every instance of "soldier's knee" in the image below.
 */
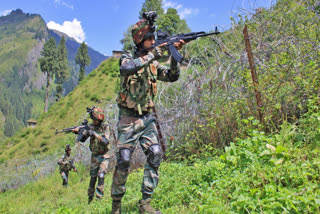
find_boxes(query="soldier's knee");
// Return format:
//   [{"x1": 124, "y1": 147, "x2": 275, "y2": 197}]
[
  {"x1": 98, "y1": 172, "x2": 105, "y2": 179},
  {"x1": 147, "y1": 144, "x2": 162, "y2": 168},
  {"x1": 117, "y1": 148, "x2": 132, "y2": 170}
]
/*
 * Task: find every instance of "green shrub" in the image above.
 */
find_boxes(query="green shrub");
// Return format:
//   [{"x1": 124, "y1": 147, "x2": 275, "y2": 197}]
[
  {"x1": 90, "y1": 94, "x2": 99, "y2": 102},
  {"x1": 40, "y1": 141, "x2": 47, "y2": 147}
]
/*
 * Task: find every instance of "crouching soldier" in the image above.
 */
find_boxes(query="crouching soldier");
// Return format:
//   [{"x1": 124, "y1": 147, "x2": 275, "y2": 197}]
[
  {"x1": 73, "y1": 106, "x2": 110, "y2": 204},
  {"x1": 57, "y1": 144, "x2": 77, "y2": 187}
]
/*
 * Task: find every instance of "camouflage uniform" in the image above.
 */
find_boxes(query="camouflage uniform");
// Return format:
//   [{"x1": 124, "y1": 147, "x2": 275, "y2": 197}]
[
  {"x1": 57, "y1": 152, "x2": 76, "y2": 187},
  {"x1": 111, "y1": 48, "x2": 180, "y2": 203},
  {"x1": 87, "y1": 122, "x2": 110, "y2": 199}
]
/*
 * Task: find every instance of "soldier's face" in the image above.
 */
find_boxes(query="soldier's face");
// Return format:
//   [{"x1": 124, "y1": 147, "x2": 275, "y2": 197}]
[
  {"x1": 93, "y1": 120, "x2": 100, "y2": 126},
  {"x1": 67, "y1": 150, "x2": 71, "y2": 155},
  {"x1": 143, "y1": 36, "x2": 155, "y2": 50}
]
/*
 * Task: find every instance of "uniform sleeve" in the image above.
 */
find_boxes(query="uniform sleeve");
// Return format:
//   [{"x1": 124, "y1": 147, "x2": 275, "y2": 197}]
[
  {"x1": 155, "y1": 57, "x2": 181, "y2": 82},
  {"x1": 93, "y1": 124, "x2": 109, "y2": 146},
  {"x1": 100, "y1": 124, "x2": 110, "y2": 146},
  {"x1": 120, "y1": 52, "x2": 155, "y2": 76},
  {"x1": 57, "y1": 155, "x2": 65, "y2": 165}
]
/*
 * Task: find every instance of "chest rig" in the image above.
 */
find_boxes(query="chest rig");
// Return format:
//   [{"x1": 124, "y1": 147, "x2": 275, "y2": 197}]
[
  {"x1": 89, "y1": 124, "x2": 108, "y2": 154},
  {"x1": 117, "y1": 61, "x2": 158, "y2": 115}
]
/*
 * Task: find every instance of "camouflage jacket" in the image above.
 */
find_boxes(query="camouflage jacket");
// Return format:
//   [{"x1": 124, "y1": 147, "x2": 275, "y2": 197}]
[
  {"x1": 57, "y1": 153, "x2": 76, "y2": 172},
  {"x1": 117, "y1": 51, "x2": 180, "y2": 114},
  {"x1": 89, "y1": 123, "x2": 110, "y2": 156}
]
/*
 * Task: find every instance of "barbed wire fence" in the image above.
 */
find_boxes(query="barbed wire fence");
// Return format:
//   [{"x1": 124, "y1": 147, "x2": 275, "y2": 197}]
[{"x1": 155, "y1": 0, "x2": 320, "y2": 156}]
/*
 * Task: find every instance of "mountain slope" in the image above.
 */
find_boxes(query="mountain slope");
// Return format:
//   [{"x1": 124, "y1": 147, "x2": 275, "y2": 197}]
[
  {"x1": 0, "y1": 57, "x2": 119, "y2": 163},
  {"x1": 49, "y1": 29, "x2": 108, "y2": 94},
  {"x1": 1, "y1": 107, "x2": 320, "y2": 213},
  {"x1": 0, "y1": 9, "x2": 108, "y2": 140}
]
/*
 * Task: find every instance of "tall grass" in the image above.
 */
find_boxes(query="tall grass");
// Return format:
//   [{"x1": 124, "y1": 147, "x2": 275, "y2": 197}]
[{"x1": 1, "y1": 100, "x2": 319, "y2": 213}]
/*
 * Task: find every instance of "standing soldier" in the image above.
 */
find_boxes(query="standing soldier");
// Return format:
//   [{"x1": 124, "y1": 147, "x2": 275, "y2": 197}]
[
  {"x1": 111, "y1": 11, "x2": 186, "y2": 214},
  {"x1": 57, "y1": 144, "x2": 77, "y2": 187},
  {"x1": 73, "y1": 106, "x2": 110, "y2": 204}
]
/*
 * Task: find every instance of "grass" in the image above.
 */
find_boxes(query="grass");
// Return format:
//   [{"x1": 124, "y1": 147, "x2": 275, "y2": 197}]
[
  {"x1": 1, "y1": 109, "x2": 320, "y2": 213},
  {"x1": 0, "y1": 57, "x2": 119, "y2": 163}
]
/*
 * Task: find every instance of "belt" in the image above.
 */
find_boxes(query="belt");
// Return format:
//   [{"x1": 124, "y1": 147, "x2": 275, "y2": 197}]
[{"x1": 118, "y1": 105, "x2": 152, "y2": 117}]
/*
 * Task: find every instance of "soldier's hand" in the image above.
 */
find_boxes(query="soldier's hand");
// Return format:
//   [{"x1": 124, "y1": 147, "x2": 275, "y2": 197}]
[
  {"x1": 74, "y1": 168, "x2": 77, "y2": 172},
  {"x1": 173, "y1": 39, "x2": 186, "y2": 51},
  {"x1": 73, "y1": 127, "x2": 79, "y2": 134}
]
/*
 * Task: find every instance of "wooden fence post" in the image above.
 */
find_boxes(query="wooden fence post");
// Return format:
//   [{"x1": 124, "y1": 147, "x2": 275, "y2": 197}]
[{"x1": 243, "y1": 25, "x2": 264, "y2": 123}]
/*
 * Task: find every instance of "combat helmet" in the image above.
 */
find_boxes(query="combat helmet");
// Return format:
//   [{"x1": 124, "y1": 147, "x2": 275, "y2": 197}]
[
  {"x1": 65, "y1": 144, "x2": 71, "y2": 152},
  {"x1": 88, "y1": 106, "x2": 105, "y2": 122},
  {"x1": 132, "y1": 11, "x2": 157, "y2": 45}
]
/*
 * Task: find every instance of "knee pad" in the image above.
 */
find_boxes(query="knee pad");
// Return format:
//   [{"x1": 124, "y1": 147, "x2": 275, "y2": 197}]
[
  {"x1": 62, "y1": 174, "x2": 68, "y2": 185},
  {"x1": 147, "y1": 144, "x2": 162, "y2": 168},
  {"x1": 117, "y1": 148, "x2": 132, "y2": 170},
  {"x1": 98, "y1": 172, "x2": 105, "y2": 179}
]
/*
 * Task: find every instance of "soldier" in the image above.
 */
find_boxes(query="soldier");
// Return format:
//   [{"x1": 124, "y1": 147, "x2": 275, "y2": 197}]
[
  {"x1": 73, "y1": 107, "x2": 110, "y2": 204},
  {"x1": 111, "y1": 11, "x2": 186, "y2": 214},
  {"x1": 57, "y1": 144, "x2": 77, "y2": 187}
]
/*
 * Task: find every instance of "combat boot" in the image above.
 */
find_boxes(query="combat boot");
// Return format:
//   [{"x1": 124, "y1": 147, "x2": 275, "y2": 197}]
[
  {"x1": 88, "y1": 196, "x2": 93, "y2": 204},
  {"x1": 137, "y1": 199, "x2": 162, "y2": 214},
  {"x1": 111, "y1": 200, "x2": 121, "y2": 214}
]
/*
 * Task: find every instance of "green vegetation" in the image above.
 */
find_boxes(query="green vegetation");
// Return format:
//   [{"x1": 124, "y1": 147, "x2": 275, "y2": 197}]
[
  {"x1": 158, "y1": 0, "x2": 320, "y2": 160},
  {"x1": 39, "y1": 37, "x2": 59, "y2": 113},
  {"x1": 0, "y1": 102, "x2": 319, "y2": 213},
  {"x1": 0, "y1": 57, "x2": 119, "y2": 162},
  {"x1": 76, "y1": 42, "x2": 91, "y2": 82},
  {"x1": 0, "y1": 9, "x2": 107, "y2": 140},
  {"x1": 1, "y1": 0, "x2": 320, "y2": 213},
  {"x1": 56, "y1": 36, "x2": 69, "y2": 102},
  {"x1": 0, "y1": 10, "x2": 47, "y2": 139}
]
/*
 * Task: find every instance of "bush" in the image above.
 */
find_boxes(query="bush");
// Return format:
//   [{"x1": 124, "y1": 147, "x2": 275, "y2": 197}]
[
  {"x1": 90, "y1": 94, "x2": 99, "y2": 102},
  {"x1": 40, "y1": 141, "x2": 47, "y2": 147}
]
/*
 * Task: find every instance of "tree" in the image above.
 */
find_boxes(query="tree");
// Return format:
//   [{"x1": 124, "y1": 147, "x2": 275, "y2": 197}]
[
  {"x1": 75, "y1": 42, "x2": 91, "y2": 82},
  {"x1": 55, "y1": 36, "x2": 69, "y2": 101},
  {"x1": 157, "y1": 8, "x2": 190, "y2": 35},
  {"x1": 39, "y1": 37, "x2": 58, "y2": 113},
  {"x1": 139, "y1": 0, "x2": 164, "y2": 19},
  {"x1": 120, "y1": 24, "x2": 135, "y2": 51}
]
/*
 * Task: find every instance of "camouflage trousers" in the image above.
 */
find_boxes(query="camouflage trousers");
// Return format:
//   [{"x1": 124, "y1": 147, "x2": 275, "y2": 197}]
[
  {"x1": 111, "y1": 113, "x2": 161, "y2": 201},
  {"x1": 88, "y1": 153, "x2": 110, "y2": 198},
  {"x1": 60, "y1": 170, "x2": 69, "y2": 187}
]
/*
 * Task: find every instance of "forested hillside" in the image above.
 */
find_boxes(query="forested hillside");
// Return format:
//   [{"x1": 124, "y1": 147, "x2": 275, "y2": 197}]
[
  {"x1": 49, "y1": 30, "x2": 108, "y2": 94},
  {"x1": 0, "y1": 9, "x2": 107, "y2": 140},
  {"x1": 1, "y1": 0, "x2": 320, "y2": 213}
]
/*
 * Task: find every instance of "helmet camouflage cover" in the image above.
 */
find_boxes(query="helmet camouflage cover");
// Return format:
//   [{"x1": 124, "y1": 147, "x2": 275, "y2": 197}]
[
  {"x1": 132, "y1": 20, "x2": 154, "y2": 45},
  {"x1": 90, "y1": 107, "x2": 105, "y2": 121}
]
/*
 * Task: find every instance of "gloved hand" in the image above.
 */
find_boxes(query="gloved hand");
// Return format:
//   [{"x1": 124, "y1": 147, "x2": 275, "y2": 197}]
[{"x1": 151, "y1": 46, "x2": 163, "y2": 60}]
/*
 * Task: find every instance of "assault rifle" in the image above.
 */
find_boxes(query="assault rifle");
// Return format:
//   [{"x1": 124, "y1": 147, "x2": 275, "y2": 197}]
[
  {"x1": 154, "y1": 27, "x2": 221, "y2": 63},
  {"x1": 55, "y1": 119, "x2": 92, "y2": 142}
]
